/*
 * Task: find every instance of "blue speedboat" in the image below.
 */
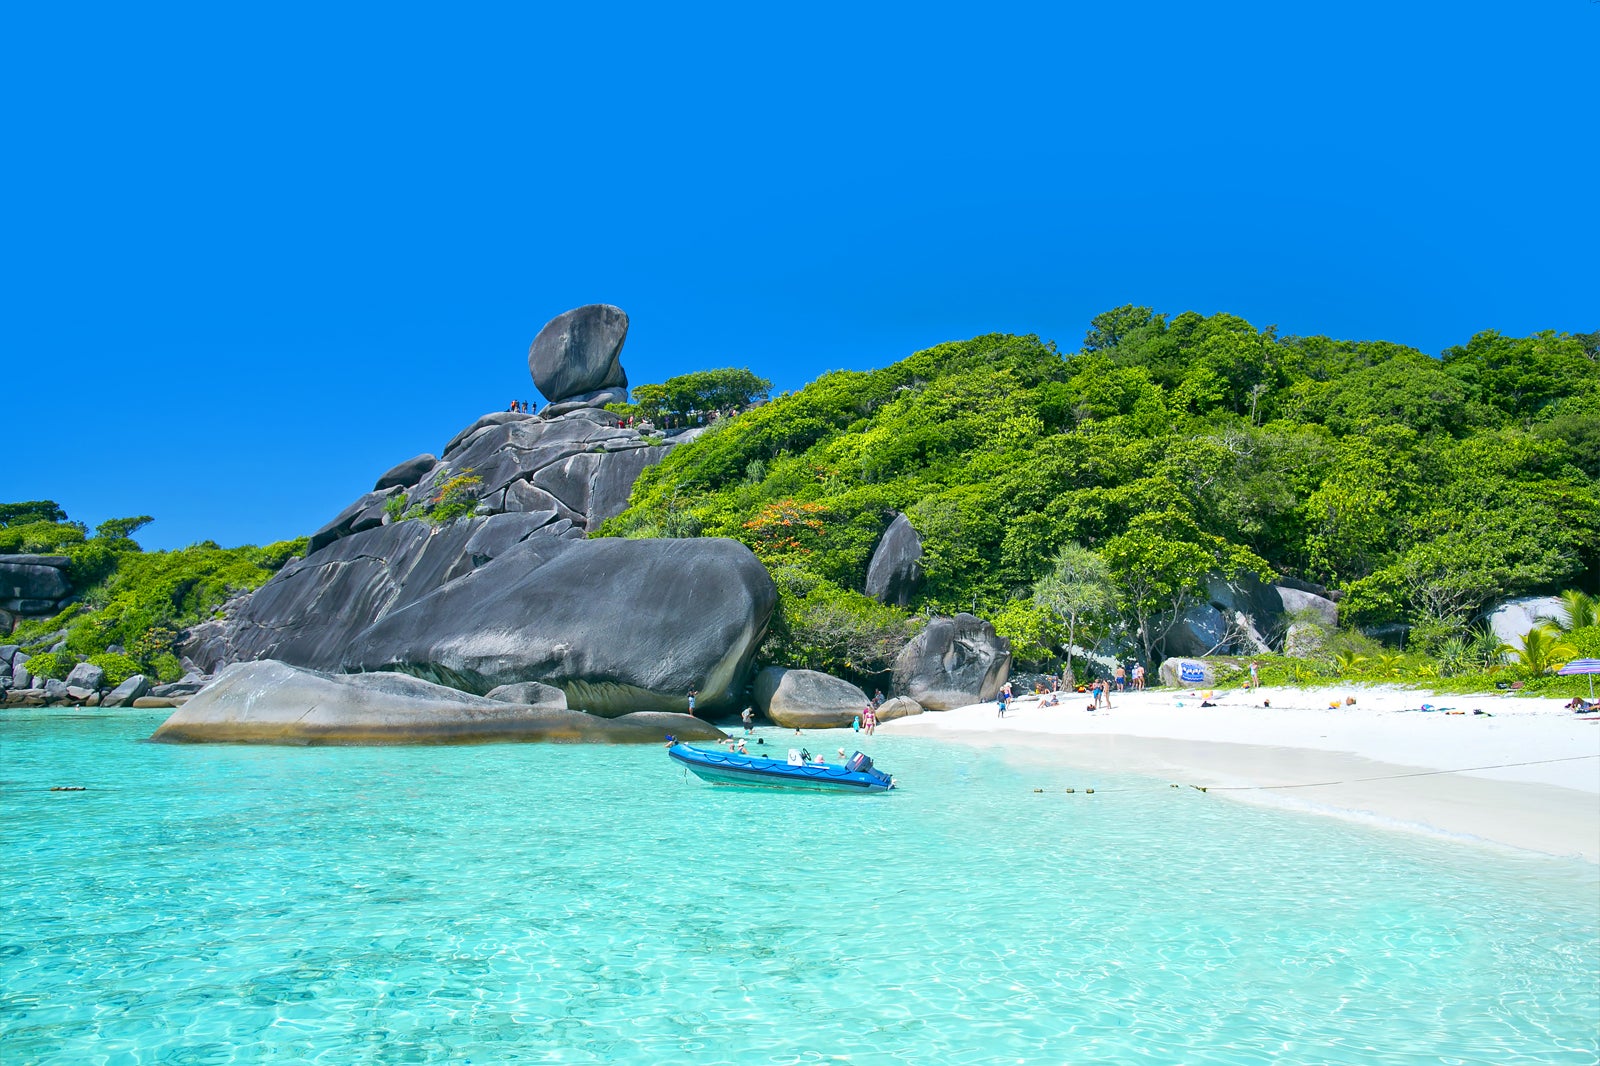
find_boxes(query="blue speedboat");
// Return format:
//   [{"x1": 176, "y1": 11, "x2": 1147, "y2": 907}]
[{"x1": 667, "y1": 742, "x2": 895, "y2": 792}]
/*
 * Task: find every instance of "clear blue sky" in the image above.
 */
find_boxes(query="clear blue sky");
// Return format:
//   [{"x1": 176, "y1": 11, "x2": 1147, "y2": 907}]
[{"x1": 8, "y1": 2, "x2": 1596, "y2": 551}]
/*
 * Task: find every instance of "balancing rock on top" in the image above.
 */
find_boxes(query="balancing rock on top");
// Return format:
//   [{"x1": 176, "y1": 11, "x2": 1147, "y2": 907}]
[{"x1": 528, "y1": 304, "x2": 630, "y2": 404}]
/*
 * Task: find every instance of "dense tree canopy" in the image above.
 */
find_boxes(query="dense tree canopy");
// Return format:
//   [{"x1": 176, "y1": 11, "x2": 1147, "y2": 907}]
[{"x1": 601, "y1": 310, "x2": 1598, "y2": 679}]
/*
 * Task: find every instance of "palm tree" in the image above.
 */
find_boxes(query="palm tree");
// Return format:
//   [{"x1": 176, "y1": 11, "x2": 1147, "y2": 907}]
[
  {"x1": 1556, "y1": 589, "x2": 1598, "y2": 632},
  {"x1": 1499, "y1": 624, "x2": 1579, "y2": 679},
  {"x1": 1334, "y1": 649, "x2": 1369, "y2": 676}
]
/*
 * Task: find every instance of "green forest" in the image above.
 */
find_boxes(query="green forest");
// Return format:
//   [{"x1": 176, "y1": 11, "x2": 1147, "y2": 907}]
[
  {"x1": 599, "y1": 308, "x2": 1600, "y2": 690},
  {"x1": 5, "y1": 307, "x2": 1598, "y2": 696},
  {"x1": 0, "y1": 503, "x2": 305, "y2": 683}
]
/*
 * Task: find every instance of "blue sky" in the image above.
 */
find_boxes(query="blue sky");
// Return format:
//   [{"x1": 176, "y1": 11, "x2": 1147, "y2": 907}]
[{"x1": 8, "y1": 2, "x2": 1596, "y2": 551}]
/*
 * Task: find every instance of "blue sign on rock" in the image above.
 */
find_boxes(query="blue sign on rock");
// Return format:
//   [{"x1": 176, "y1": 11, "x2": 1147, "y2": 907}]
[{"x1": 1178, "y1": 660, "x2": 1206, "y2": 684}]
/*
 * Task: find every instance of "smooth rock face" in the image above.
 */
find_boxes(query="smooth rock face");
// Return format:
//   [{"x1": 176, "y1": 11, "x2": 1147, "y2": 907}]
[
  {"x1": 345, "y1": 538, "x2": 777, "y2": 717},
  {"x1": 0, "y1": 560, "x2": 70, "y2": 601},
  {"x1": 752, "y1": 666, "x2": 870, "y2": 729},
  {"x1": 528, "y1": 304, "x2": 629, "y2": 403},
  {"x1": 104, "y1": 674, "x2": 151, "y2": 707},
  {"x1": 874, "y1": 695, "x2": 923, "y2": 722},
  {"x1": 863, "y1": 513, "x2": 924, "y2": 607},
  {"x1": 541, "y1": 388, "x2": 628, "y2": 418},
  {"x1": 219, "y1": 515, "x2": 568, "y2": 673},
  {"x1": 150, "y1": 660, "x2": 724, "y2": 745},
  {"x1": 1487, "y1": 596, "x2": 1568, "y2": 649},
  {"x1": 1276, "y1": 585, "x2": 1339, "y2": 629},
  {"x1": 65, "y1": 662, "x2": 106, "y2": 691},
  {"x1": 485, "y1": 681, "x2": 569, "y2": 709},
  {"x1": 374, "y1": 454, "x2": 438, "y2": 492},
  {"x1": 892, "y1": 613, "x2": 1010, "y2": 710},
  {"x1": 1159, "y1": 657, "x2": 1216, "y2": 688}
]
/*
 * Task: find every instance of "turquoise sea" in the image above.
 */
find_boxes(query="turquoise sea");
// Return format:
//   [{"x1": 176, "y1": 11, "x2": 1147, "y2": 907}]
[{"x1": 3, "y1": 709, "x2": 1597, "y2": 1065}]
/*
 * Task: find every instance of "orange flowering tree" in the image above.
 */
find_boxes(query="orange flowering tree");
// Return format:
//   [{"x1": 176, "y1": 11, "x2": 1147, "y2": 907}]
[{"x1": 742, "y1": 499, "x2": 829, "y2": 561}]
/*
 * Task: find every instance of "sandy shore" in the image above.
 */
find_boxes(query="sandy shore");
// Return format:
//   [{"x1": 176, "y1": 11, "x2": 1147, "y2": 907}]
[{"x1": 880, "y1": 684, "x2": 1600, "y2": 863}]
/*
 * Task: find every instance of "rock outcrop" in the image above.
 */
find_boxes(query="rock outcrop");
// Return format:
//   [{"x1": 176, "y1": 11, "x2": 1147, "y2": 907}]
[
  {"x1": 892, "y1": 613, "x2": 1010, "y2": 710},
  {"x1": 0, "y1": 554, "x2": 74, "y2": 628},
  {"x1": 528, "y1": 304, "x2": 629, "y2": 404},
  {"x1": 752, "y1": 666, "x2": 870, "y2": 729},
  {"x1": 873, "y1": 695, "x2": 923, "y2": 722},
  {"x1": 150, "y1": 660, "x2": 723, "y2": 745},
  {"x1": 863, "y1": 513, "x2": 924, "y2": 607},
  {"x1": 344, "y1": 537, "x2": 777, "y2": 716},
  {"x1": 1487, "y1": 596, "x2": 1568, "y2": 650},
  {"x1": 208, "y1": 514, "x2": 566, "y2": 674},
  {"x1": 374, "y1": 453, "x2": 438, "y2": 492},
  {"x1": 1161, "y1": 573, "x2": 1340, "y2": 659}
]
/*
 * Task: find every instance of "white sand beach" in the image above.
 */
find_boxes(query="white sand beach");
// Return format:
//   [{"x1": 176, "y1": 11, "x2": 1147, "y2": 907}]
[{"x1": 881, "y1": 684, "x2": 1600, "y2": 862}]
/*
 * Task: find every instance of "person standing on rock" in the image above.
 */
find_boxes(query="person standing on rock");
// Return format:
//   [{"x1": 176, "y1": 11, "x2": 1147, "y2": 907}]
[
  {"x1": 741, "y1": 706, "x2": 753, "y2": 733},
  {"x1": 687, "y1": 689, "x2": 698, "y2": 717}
]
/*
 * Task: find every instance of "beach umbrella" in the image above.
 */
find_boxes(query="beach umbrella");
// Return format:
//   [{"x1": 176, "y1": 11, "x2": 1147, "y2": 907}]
[{"x1": 1556, "y1": 657, "x2": 1600, "y2": 698}]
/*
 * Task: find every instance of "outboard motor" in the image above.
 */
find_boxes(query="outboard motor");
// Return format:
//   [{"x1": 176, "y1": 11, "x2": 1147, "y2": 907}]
[{"x1": 846, "y1": 752, "x2": 873, "y2": 773}]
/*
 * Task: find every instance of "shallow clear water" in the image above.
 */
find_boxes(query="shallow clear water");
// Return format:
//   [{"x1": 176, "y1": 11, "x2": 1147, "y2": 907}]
[{"x1": 2, "y1": 710, "x2": 1597, "y2": 1065}]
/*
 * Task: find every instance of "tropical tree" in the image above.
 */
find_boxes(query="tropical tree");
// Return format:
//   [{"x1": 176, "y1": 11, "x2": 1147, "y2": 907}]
[
  {"x1": 1556, "y1": 590, "x2": 1599, "y2": 632},
  {"x1": 1031, "y1": 543, "x2": 1115, "y2": 685},
  {"x1": 1101, "y1": 511, "x2": 1269, "y2": 665},
  {"x1": 1499, "y1": 624, "x2": 1579, "y2": 680}
]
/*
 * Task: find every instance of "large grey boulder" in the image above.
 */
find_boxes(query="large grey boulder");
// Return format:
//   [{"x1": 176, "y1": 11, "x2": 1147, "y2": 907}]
[
  {"x1": 150, "y1": 660, "x2": 723, "y2": 746},
  {"x1": 528, "y1": 304, "x2": 629, "y2": 404},
  {"x1": 1487, "y1": 596, "x2": 1568, "y2": 650},
  {"x1": 345, "y1": 537, "x2": 776, "y2": 717},
  {"x1": 0, "y1": 557, "x2": 70, "y2": 601},
  {"x1": 874, "y1": 695, "x2": 923, "y2": 722},
  {"x1": 892, "y1": 613, "x2": 1010, "y2": 710},
  {"x1": 374, "y1": 453, "x2": 438, "y2": 491},
  {"x1": 1276, "y1": 585, "x2": 1338, "y2": 628},
  {"x1": 752, "y1": 667, "x2": 869, "y2": 729},
  {"x1": 64, "y1": 662, "x2": 106, "y2": 691},
  {"x1": 863, "y1": 513, "x2": 924, "y2": 607},
  {"x1": 103, "y1": 674, "x2": 151, "y2": 707},
  {"x1": 221, "y1": 514, "x2": 568, "y2": 673}
]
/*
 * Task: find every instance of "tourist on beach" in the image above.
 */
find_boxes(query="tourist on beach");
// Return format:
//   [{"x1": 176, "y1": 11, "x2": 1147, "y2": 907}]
[
  {"x1": 862, "y1": 705, "x2": 877, "y2": 735},
  {"x1": 1249, "y1": 661, "x2": 1260, "y2": 689},
  {"x1": 1114, "y1": 665, "x2": 1126, "y2": 692},
  {"x1": 1133, "y1": 663, "x2": 1145, "y2": 690},
  {"x1": 741, "y1": 706, "x2": 753, "y2": 733}
]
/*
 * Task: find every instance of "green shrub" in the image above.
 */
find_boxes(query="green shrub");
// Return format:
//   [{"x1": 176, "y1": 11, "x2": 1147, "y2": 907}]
[
  {"x1": 87, "y1": 652, "x2": 143, "y2": 687},
  {"x1": 147, "y1": 652, "x2": 184, "y2": 684},
  {"x1": 21, "y1": 651, "x2": 74, "y2": 680},
  {"x1": 1565, "y1": 624, "x2": 1600, "y2": 658}
]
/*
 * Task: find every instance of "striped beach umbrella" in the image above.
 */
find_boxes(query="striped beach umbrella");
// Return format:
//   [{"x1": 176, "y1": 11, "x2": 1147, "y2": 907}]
[{"x1": 1557, "y1": 657, "x2": 1600, "y2": 698}]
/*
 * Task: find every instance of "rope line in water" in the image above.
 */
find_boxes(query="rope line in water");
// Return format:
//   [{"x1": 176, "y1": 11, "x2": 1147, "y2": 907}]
[{"x1": 1032, "y1": 754, "x2": 1600, "y2": 795}]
